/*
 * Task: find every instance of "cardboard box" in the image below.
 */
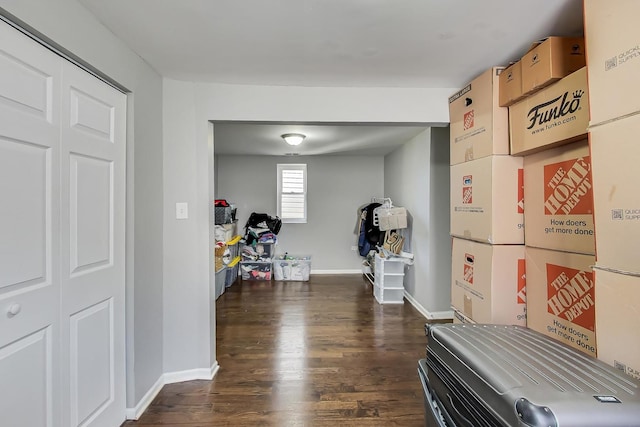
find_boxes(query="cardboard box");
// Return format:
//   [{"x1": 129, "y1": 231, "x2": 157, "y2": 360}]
[
  {"x1": 498, "y1": 61, "x2": 524, "y2": 107},
  {"x1": 595, "y1": 269, "x2": 640, "y2": 380},
  {"x1": 585, "y1": 0, "x2": 640, "y2": 125},
  {"x1": 526, "y1": 247, "x2": 596, "y2": 357},
  {"x1": 589, "y1": 114, "x2": 640, "y2": 274},
  {"x1": 521, "y1": 37, "x2": 585, "y2": 96},
  {"x1": 452, "y1": 307, "x2": 476, "y2": 325},
  {"x1": 510, "y1": 67, "x2": 589, "y2": 156},
  {"x1": 523, "y1": 140, "x2": 595, "y2": 255},
  {"x1": 451, "y1": 238, "x2": 526, "y2": 326},
  {"x1": 449, "y1": 67, "x2": 509, "y2": 165},
  {"x1": 450, "y1": 155, "x2": 524, "y2": 244}
]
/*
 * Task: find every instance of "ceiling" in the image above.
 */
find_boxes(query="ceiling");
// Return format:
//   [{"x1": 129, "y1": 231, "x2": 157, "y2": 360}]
[
  {"x1": 79, "y1": 0, "x2": 584, "y2": 156},
  {"x1": 213, "y1": 123, "x2": 428, "y2": 156}
]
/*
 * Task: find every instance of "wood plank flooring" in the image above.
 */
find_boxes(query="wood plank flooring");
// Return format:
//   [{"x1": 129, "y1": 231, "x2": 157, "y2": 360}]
[{"x1": 124, "y1": 274, "x2": 434, "y2": 426}]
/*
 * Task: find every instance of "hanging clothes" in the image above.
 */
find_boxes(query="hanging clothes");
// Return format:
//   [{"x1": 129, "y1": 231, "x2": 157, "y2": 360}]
[{"x1": 356, "y1": 202, "x2": 383, "y2": 257}]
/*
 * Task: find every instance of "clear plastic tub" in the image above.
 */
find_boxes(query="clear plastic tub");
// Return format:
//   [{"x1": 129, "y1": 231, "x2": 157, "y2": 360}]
[{"x1": 272, "y1": 255, "x2": 311, "y2": 281}]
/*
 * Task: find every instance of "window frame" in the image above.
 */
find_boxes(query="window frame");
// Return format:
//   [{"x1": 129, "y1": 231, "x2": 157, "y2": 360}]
[{"x1": 277, "y1": 163, "x2": 307, "y2": 224}]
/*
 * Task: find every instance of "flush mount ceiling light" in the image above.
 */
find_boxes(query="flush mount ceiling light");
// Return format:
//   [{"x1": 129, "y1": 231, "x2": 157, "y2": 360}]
[{"x1": 281, "y1": 133, "x2": 306, "y2": 146}]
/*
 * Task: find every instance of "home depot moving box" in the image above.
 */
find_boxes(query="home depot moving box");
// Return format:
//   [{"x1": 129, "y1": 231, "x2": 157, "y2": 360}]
[
  {"x1": 451, "y1": 238, "x2": 526, "y2": 326},
  {"x1": 595, "y1": 269, "x2": 640, "y2": 380},
  {"x1": 449, "y1": 67, "x2": 509, "y2": 165},
  {"x1": 498, "y1": 61, "x2": 523, "y2": 107},
  {"x1": 585, "y1": 0, "x2": 640, "y2": 125},
  {"x1": 510, "y1": 67, "x2": 589, "y2": 156},
  {"x1": 452, "y1": 308, "x2": 476, "y2": 325},
  {"x1": 450, "y1": 155, "x2": 524, "y2": 244},
  {"x1": 589, "y1": 114, "x2": 640, "y2": 274},
  {"x1": 520, "y1": 37, "x2": 585, "y2": 96},
  {"x1": 523, "y1": 140, "x2": 595, "y2": 255},
  {"x1": 526, "y1": 247, "x2": 596, "y2": 357}
]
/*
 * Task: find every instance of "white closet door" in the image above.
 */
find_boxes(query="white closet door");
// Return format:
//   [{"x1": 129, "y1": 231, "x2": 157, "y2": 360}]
[
  {"x1": 0, "y1": 22, "x2": 62, "y2": 427},
  {"x1": 59, "y1": 62, "x2": 126, "y2": 427}
]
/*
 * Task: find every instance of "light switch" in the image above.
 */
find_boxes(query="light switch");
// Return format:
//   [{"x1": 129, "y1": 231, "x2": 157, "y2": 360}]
[{"x1": 176, "y1": 202, "x2": 188, "y2": 219}]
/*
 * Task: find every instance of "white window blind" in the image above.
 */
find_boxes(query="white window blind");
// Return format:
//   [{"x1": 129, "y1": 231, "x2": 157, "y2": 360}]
[{"x1": 277, "y1": 164, "x2": 307, "y2": 223}]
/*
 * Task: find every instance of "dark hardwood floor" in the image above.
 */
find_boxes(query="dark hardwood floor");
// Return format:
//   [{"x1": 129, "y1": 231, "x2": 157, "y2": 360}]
[{"x1": 124, "y1": 274, "x2": 433, "y2": 426}]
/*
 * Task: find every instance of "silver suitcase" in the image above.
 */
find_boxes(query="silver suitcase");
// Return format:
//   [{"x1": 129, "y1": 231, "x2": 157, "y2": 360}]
[{"x1": 424, "y1": 324, "x2": 640, "y2": 426}]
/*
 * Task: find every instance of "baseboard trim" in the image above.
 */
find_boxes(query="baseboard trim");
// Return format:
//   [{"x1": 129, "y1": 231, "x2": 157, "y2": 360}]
[
  {"x1": 125, "y1": 374, "x2": 164, "y2": 420},
  {"x1": 311, "y1": 269, "x2": 361, "y2": 275},
  {"x1": 404, "y1": 291, "x2": 454, "y2": 321},
  {"x1": 126, "y1": 363, "x2": 220, "y2": 420},
  {"x1": 164, "y1": 363, "x2": 220, "y2": 384}
]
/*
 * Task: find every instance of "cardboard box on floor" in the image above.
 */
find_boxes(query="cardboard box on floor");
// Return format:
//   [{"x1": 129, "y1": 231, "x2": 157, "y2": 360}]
[
  {"x1": 521, "y1": 36, "x2": 585, "y2": 96},
  {"x1": 525, "y1": 247, "x2": 596, "y2": 357},
  {"x1": 451, "y1": 238, "x2": 526, "y2": 326},
  {"x1": 452, "y1": 307, "x2": 476, "y2": 325},
  {"x1": 449, "y1": 67, "x2": 509, "y2": 165},
  {"x1": 450, "y1": 155, "x2": 524, "y2": 244},
  {"x1": 498, "y1": 61, "x2": 524, "y2": 107},
  {"x1": 510, "y1": 67, "x2": 589, "y2": 156},
  {"x1": 589, "y1": 114, "x2": 640, "y2": 274},
  {"x1": 523, "y1": 140, "x2": 595, "y2": 255},
  {"x1": 595, "y1": 268, "x2": 640, "y2": 381},
  {"x1": 585, "y1": 0, "x2": 640, "y2": 125}
]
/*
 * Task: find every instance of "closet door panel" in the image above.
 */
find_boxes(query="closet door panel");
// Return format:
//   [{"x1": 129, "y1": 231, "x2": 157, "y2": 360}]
[
  {"x1": 0, "y1": 21, "x2": 61, "y2": 427},
  {"x1": 60, "y1": 60, "x2": 126, "y2": 427}
]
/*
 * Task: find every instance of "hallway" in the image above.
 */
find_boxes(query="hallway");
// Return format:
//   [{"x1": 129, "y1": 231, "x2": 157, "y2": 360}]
[{"x1": 125, "y1": 274, "x2": 429, "y2": 426}]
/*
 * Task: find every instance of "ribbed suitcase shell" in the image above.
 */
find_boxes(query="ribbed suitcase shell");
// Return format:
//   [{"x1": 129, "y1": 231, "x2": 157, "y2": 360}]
[{"x1": 426, "y1": 324, "x2": 640, "y2": 426}]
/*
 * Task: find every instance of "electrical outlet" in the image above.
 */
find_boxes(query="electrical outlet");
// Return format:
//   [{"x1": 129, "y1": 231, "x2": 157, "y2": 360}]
[{"x1": 176, "y1": 202, "x2": 188, "y2": 219}]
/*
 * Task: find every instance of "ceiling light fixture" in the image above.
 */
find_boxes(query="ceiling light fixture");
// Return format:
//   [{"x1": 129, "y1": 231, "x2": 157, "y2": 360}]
[{"x1": 281, "y1": 133, "x2": 306, "y2": 146}]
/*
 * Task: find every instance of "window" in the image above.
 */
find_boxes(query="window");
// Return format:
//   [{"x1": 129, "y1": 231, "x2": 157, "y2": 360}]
[{"x1": 277, "y1": 163, "x2": 307, "y2": 223}]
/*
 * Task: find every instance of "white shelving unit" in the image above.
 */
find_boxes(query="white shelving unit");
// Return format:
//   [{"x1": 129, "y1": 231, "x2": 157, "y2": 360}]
[{"x1": 373, "y1": 253, "x2": 405, "y2": 304}]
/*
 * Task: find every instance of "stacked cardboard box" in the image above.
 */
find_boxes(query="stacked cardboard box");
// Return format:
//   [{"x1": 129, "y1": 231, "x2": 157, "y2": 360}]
[
  {"x1": 449, "y1": 67, "x2": 526, "y2": 326},
  {"x1": 506, "y1": 50, "x2": 595, "y2": 356},
  {"x1": 585, "y1": 0, "x2": 640, "y2": 380},
  {"x1": 499, "y1": 36, "x2": 586, "y2": 107}
]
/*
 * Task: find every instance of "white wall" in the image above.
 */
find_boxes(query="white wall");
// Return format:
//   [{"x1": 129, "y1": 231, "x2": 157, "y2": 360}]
[
  {"x1": 162, "y1": 80, "x2": 213, "y2": 372},
  {"x1": 384, "y1": 128, "x2": 452, "y2": 317},
  {"x1": 0, "y1": 0, "x2": 165, "y2": 409},
  {"x1": 428, "y1": 127, "x2": 452, "y2": 314},
  {"x1": 217, "y1": 155, "x2": 384, "y2": 270}
]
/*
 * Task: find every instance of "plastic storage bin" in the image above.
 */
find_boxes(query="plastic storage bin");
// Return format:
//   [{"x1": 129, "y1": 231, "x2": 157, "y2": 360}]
[
  {"x1": 272, "y1": 255, "x2": 311, "y2": 281},
  {"x1": 225, "y1": 256, "x2": 241, "y2": 287},
  {"x1": 241, "y1": 242, "x2": 276, "y2": 260},
  {"x1": 214, "y1": 206, "x2": 235, "y2": 224},
  {"x1": 240, "y1": 260, "x2": 272, "y2": 281},
  {"x1": 215, "y1": 266, "x2": 226, "y2": 299},
  {"x1": 226, "y1": 235, "x2": 242, "y2": 260}
]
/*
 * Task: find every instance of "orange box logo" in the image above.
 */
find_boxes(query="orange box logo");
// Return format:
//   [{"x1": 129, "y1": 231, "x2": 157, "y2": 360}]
[
  {"x1": 462, "y1": 175, "x2": 472, "y2": 204},
  {"x1": 517, "y1": 259, "x2": 526, "y2": 304},
  {"x1": 517, "y1": 168, "x2": 524, "y2": 214},
  {"x1": 463, "y1": 110, "x2": 474, "y2": 130},
  {"x1": 463, "y1": 253, "x2": 474, "y2": 284},
  {"x1": 462, "y1": 187, "x2": 472, "y2": 204},
  {"x1": 546, "y1": 263, "x2": 595, "y2": 331},
  {"x1": 543, "y1": 156, "x2": 593, "y2": 215}
]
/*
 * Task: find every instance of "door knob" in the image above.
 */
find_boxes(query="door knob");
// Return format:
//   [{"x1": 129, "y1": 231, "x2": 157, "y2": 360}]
[{"x1": 7, "y1": 303, "x2": 21, "y2": 317}]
